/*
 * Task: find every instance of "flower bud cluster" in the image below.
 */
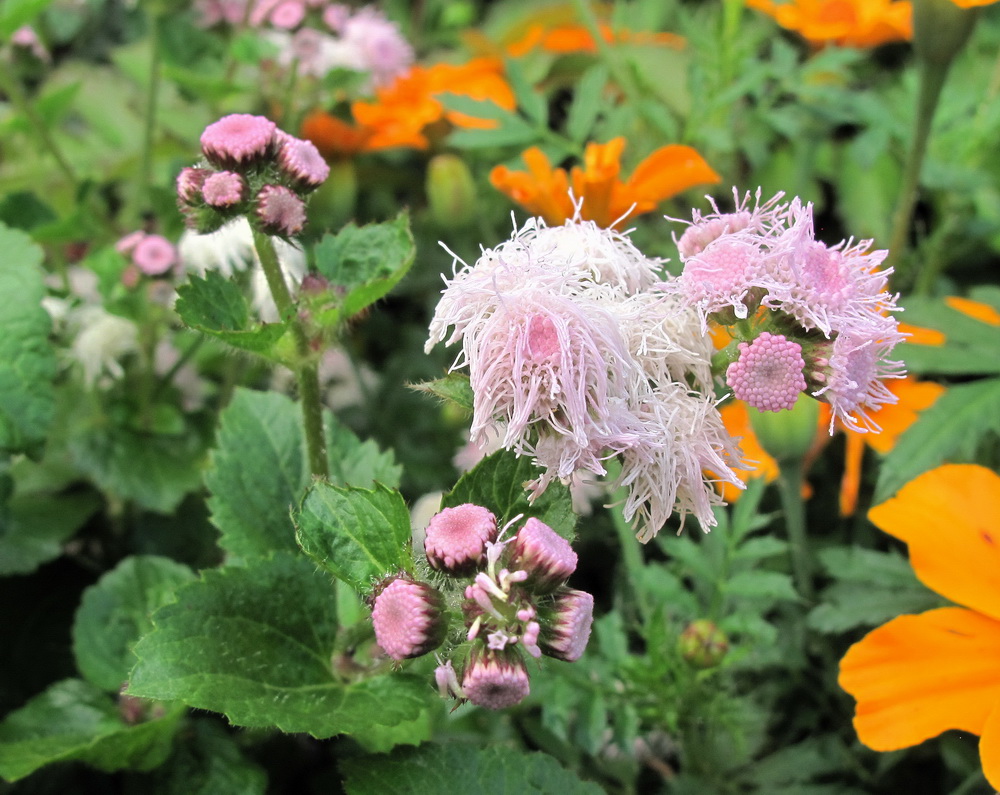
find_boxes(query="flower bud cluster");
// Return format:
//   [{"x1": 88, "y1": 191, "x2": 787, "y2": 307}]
[
  {"x1": 668, "y1": 188, "x2": 905, "y2": 432},
  {"x1": 369, "y1": 505, "x2": 594, "y2": 711},
  {"x1": 177, "y1": 114, "x2": 329, "y2": 238}
]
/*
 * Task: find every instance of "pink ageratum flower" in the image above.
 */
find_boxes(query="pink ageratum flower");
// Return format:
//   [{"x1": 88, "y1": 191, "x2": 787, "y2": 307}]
[
  {"x1": 132, "y1": 235, "x2": 177, "y2": 276},
  {"x1": 509, "y1": 518, "x2": 577, "y2": 592},
  {"x1": 341, "y1": 6, "x2": 414, "y2": 87},
  {"x1": 672, "y1": 188, "x2": 786, "y2": 258},
  {"x1": 276, "y1": 133, "x2": 330, "y2": 191},
  {"x1": 371, "y1": 577, "x2": 447, "y2": 661},
  {"x1": 255, "y1": 184, "x2": 307, "y2": 236},
  {"x1": 424, "y1": 504, "x2": 498, "y2": 574},
  {"x1": 115, "y1": 230, "x2": 147, "y2": 256},
  {"x1": 202, "y1": 170, "x2": 247, "y2": 207},
  {"x1": 461, "y1": 649, "x2": 531, "y2": 710},
  {"x1": 726, "y1": 332, "x2": 807, "y2": 412},
  {"x1": 323, "y1": 3, "x2": 351, "y2": 32},
  {"x1": 269, "y1": 0, "x2": 306, "y2": 29},
  {"x1": 540, "y1": 588, "x2": 594, "y2": 662},
  {"x1": 200, "y1": 114, "x2": 277, "y2": 170}
]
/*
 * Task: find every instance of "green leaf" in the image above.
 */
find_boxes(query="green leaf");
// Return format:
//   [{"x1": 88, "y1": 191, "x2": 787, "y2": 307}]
[
  {"x1": 899, "y1": 296, "x2": 1000, "y2": 375},
  {"x1": 144, "y1": 719, "x2": 267, "y2": 795},
  {"x1": 294, "y1": 483, "x2": 413, "y2": 594},
  {"x1": 504, "y1": 58, "x2": 547, "y2": 125},
  {"x1": 313, "y1": 213, "x2": 415, "y2": 326},
  {"x1": 350, "y1": 709, "x2": 435, "y2": 755},
  {"x1": 73, "y1": 556, "x2": 196, "y2": 692},
  {"x1": 0, "y1": 223, "x2": 56, "y2": 455},
  {"x1": 447, "y1": 122, "x2": 539, "y2": 150},
  {"x1": 723, "y1": 570, "x2": 799, "y2": 603},
  {"x1": 128, "y1": 553, "x2": 429, "y2": 737},
  {"x1": 206, "y1": 389, "x2": 400, "y2": 560},
  {"x1": 175, "y1": 271, "x2": 287, "y2": 356},
  {"x1": 442, "y1": 449, "x2": 577, "y2": 541},
  {"x1": 0, "y1": 0, "x2": 54, "y2": 36},
  {"x1": 566, "y1": 64, "x2": 609, "y2": 143},
  {"x1": 0, "y1": 679, "x2": 184, "y2": 782},
  {"x1": 341, "y1": 743, "x2": 604, "y2": 795},
  {"x1": 875, "y1": 379, "x2": 1000, "y2": 503},
  {"x1": 409, "y1": 372, "x2": 474, "y2": 413},
  {"x1": 0, "y1": 491, "x2": 101, "y2": 576}
]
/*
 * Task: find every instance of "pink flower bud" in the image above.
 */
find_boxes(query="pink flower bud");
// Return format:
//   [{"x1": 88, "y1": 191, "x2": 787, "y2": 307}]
[
  {"x1": 254, "y1": 184, "x2": 307, "y2": 236},
  {"x1": 276, "y1": 133, "x2": 330, "y2": 192},
  {"x1": 201, "y1": 170, "x2": 247, "y2": 208},
  {"x1": 725, "y1": 332, "x2": 807, "y2": 413},
  {"x1": 371, "y1": 577, "x2": 447, "y2": 661},
  {"x1": 508, "y1": 518, "x2": 577, "y2": 593},
  {"x1": 424, "y1": 504, "x2": 498, "y2": 574},
  {"x1": 132, "y1": 235, "x2": 177, "y2": 276},
  {"x1": 176, "y1": 167, "x2": 212, "y2": 206},
  {"x1": 461, "y1": 649, "x2": 530, "y2": 710},
  {"x1": 539, "y1": 588, "x2": 594, "y2": 662},
  {"x1": 200, "y1": 114, "x2": 277, "y2": 170}
]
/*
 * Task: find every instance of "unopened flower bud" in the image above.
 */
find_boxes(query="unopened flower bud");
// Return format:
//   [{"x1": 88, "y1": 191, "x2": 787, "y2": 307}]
[
  {"x1": 132, "y1": 234, "x2": 177, "y2": 276},
  {"x1": 426, "y1": 153, "x2": 477, "y2": 228},
  {"x1": 176, "y1": 167, "x2": 211, "y2": 206},
  {"x1": 539, "y1": 587, "x2": 594, "y2": 662},
  {"x1": 424, "y1": 503, "x2": 498, "y2": 574},
  {"x1": 202, "y1": 170, "x2": 247, "y2": 208},
  {"x1": 747, "y1": 392, "x2": 821, "y2": 465},
  {"x1": 508, "y1": 518, "x2": 577, "y2": 593},
  {"x1": 678, "y1": 619, "x2": 728, "y2": 668},
  {"x1": 726, "y1": 332, "x2": 807, "y2": 413},
  {"x1": 461, "y1": 648, "x2": 530, "y2": 710},
  {"x1": 276, "y1": 133, "x2": 331, "y2": 192},
  {"x1": 371, "y1": 576, "x2": 447, "y2": 661},
  {"x1": 200, "y1": 113, "x2": 277, "y2": 170},
  {"x1": 255, "y1": 184, "x2": 307, "y2": 237}
]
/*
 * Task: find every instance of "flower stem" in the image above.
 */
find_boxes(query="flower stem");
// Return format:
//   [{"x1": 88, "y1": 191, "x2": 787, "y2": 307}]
[
  {"x1": 139, "y1": 12, "x2": 164, "y2": 214},
  {"x1": 776, "y1": 459, "x2": 814, "y2": 601},
  {"x1": 251, "y1": 229, "x2": 329, "y2": 479}
]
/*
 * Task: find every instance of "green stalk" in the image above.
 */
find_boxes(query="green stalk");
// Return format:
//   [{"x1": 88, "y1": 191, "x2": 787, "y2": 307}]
[
  {"x1": 251, "y1": 229, "x2": 329, "y2": 479},
  {"x1": 0, "y1": 66, "x2": 78, "y2": 187},
  {"x1": 775, "y1": 460, "x2": 813, "y2": 601},
  {"x1": 139, "y1": 12, "x2": 164, "y2": 212}
]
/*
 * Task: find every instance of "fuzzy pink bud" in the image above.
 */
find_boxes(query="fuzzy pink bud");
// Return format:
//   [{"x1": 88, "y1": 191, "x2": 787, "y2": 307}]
[
  {"x1": 255, "y1": 184, "x2": 307, "y2": 236},
  {"x1": 371, "y1": 577, "x2": 447, "y2": 661},
  {"x1": 132, "y1": 235, "x2": 177, "y2": 276},
  {"x1": 539, "y1": 588, "x2": 594, "y2": 662},
  {"x1": 200, "y1": 114, "x2": 277, "y2": 170},
  {"x1": 725, "y1": 332, "x2": 807, "y2": 413},
  {"x1": 461, "y1": 649, "x2": 530, "y2": 710},
  {"x1": 277, "y1": 133, "x2": 331, "y2": 191},
  {"x1": 424, "y1": 504, "x2": 498, "y2": 574},
  {"x1": 201, "y1": 170, "x2": 247, "y2": 207},
  {"x1": 508, "y1": 518, "x2": 577, "y2": 593}
]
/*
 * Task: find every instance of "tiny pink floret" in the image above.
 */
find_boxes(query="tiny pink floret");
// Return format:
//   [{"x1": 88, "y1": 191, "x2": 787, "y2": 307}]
[
  {"x1": 200, "y1": 114, "x2": 277, "y2": 169},
  {"x1": 424, "y1": 503, "x2": 498, "y2": 574},
  {"x1": 132, "y1": 235, "x2": 177, "y2": 276},
  {"x1": 202, "y1": 170, "x2": 246, "y2": 207},
  {"x1": 725, "y1": 332, "x2": 807, "y2": 412},
  {"x1": 510, "y1": 518, "x2": 577, "y2": 592},
  {"x1": 462, "y1": 650, "x2": 530, "y2": 710}
]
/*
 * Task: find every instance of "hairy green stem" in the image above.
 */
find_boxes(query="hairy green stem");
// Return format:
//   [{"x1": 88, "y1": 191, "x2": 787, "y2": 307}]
[
  {"x1": 776, "y1": 460, "x2": 814, "y2": 601},
  {"x1": 252, "y1": 229, "x2": 329, "y2": 479}
]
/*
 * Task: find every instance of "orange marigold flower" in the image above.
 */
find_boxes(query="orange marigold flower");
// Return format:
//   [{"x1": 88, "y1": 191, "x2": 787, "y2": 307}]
[
  {"x1": 945, "y1": 296, "x2": 1000, "y2": 326},
  {"x1": 351, "y1": 59, "x2": 516, "y2": 151},
  {"x1": 748, "y1": 0, "x2": 913, "y2": 47},
  {"x1": 300, "y1": 111, "x2": 372, "y2": 158},
  {"x1": 839, "y1": 464, "x2": 1000, "y2": 790},
  {"x1": 505, "y1": 22, "x2": 684, "y2": 56},
  {"x1": 490, "y1": 138, "x2": 720, "y2": 229}
]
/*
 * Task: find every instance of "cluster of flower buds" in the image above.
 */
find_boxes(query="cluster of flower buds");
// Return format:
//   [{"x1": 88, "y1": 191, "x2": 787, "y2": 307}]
[
  {"x1": 369, "y1": 505, "x2": 594, "y2": 711},
  {"x1": 177, "y1": 114, "x2": 330, "y2": 238},
  {"x1": 669, "y1": 189, "x2": 905, "y2": 432}
]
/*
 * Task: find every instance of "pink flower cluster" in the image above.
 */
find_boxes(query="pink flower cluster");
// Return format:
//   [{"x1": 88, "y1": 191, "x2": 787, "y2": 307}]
[
  {"x1": 177, "y1": 114, "x2": 329, "y2": 237},
  {"x1": 668, "y1": 189, "x2": 905, "y2": 432},
  {"x1": 370, "y1": 506, "x2": 594, "y2": 711},
  {"x1": 427, "y1": 217, "x2": 744, "y2": 541},
  {"x1": 195, "y1": 1, "x2": 412, "y2": 87},
  {"x1": 116, "y1": 231, "x2": 177, "y2": 276}
]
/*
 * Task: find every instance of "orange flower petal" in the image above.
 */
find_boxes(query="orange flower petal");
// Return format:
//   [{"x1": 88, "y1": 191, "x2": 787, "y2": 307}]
[
  {"x1": 839, "y1": 430, "x2": 866, "y2": 515},
  {"x1": 982, "y1": 702, "x2": 1000, "y2": 791},
  {"x1": 951, "y1": 0, "x2": 998, "y2": 7},
  {"x1": 862, "y1": 377, "x2": 944, "y2": 455},
  {"x1": 946, "y1": 296, "x2": 1000, "y2": 326},
  {"x1": 626, "y1": 145, "x2": 721, "y2": 206},
  {"x1": 868, "y1": 465, "x2": 1000, "y2": 619},
  {"x1": 840, "y1": 607, "x2": 1000, "y2": 751},
  {"x1": 898, "y1": 322, "x2": 946, "y2": 346}
]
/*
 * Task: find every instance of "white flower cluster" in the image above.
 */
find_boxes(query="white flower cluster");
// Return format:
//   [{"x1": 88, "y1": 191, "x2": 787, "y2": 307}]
[{"x1": 427, "y1": 216, "x2": 744, "y2": 541}]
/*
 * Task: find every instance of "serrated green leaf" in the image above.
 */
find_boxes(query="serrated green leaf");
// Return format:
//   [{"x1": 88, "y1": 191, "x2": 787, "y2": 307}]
[
  {"x1": 448, "y1": 122, "x2": 539, "y2": 150},
  {"x1": 175, "y1": 271, "x2": 287, "y2": 356},
  {"x1": 875, "y1": 379, "x2": 1000, "y2": 502},
  {"x1": 0, "y1": 0, "x2": 54, "y2": 36},
  {"x1": 566, "y1": 64, "x2": 609, "y2": 143},
  {"x1": 73, "y1": 556, "x2": 195, "y2": 692},
  {"x1": 128, "y1": 553, "x2": 429, "y2": 736},
  {"x1": 206, "y1": 389, "x2": 400, "y2": 560},
  {"x1": 0, "y1": 679, "x2": 183, "y2": 782},
  {"x1": 899, "y1": 296, "x2": 1000, "y2": 375},
  {"x1": 0, "y1": 491, "x2": 101, "y2": 576},
  {"x1": 0, "y1": 223, "x2": 56, "y2": 455},
  {"x1": 341, "y1": 743, "x2": 604, "y2": 795},
  {"x1": 294, "y1": 483, "x2": 412, "y2": 593},
  {"x1": 442, "y1": 449, "x2": 576, "y2": 541},
  {"x1": 145, "y1": 719, "x2": 267, "y2": 795},
  {"x1": 807, "y1": 582, "x2": 943, "y2": 634},
  {"x1": 437, "y1": 93, "x2": 516, "y2": 123},
  {"x1": 723, "y1": 570, "x2": 798, "y2": 603},
  {"x1": 351, "y1": 709, "x2": 435, "y2": 755},
  {"x1": 504, "y1": 58, "x2": 547, "y2": 125},
  {"x1": 409, "y1": 372, "x2": 474, "y2": 413},
  {"x1": 313, "y1": 213, "x2": 415, "y2": 326}
]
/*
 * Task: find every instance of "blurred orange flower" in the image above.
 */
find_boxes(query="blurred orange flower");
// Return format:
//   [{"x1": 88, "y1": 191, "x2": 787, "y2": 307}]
[
  {"x1": 505, "y1": 22, "x2": 684, "y2": 56},
  {"x1": 950, "y1": 0, "x2": 998, "y2": 6},
  {"x1": 300, "y1": 112, "x2": 373, "y2": 158},
  {"x1": 747, "y1": 0, "x2": 913, "y2": 46},
  {"x1": 490, "y1": 138, "x2": 720, "y2": 229},
  {"x1": 350, "y1": 58, "x2": 516, "y2": 151},
  {"x1": 839, "y1": 464, "x2": 1000, "y2": 791}
]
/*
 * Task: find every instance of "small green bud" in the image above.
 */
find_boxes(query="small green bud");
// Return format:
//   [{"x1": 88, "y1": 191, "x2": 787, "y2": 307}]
[
  {"x1": 748, "y1": 392, "x2": 821, "y2": 465},
  {"x1": 913, "y1": 0, "x2": 978, "y2": 67},
  {"x1": 678, "y1": 620, "x2": 728, "y2": 668},
  {"x1": 426, "y1": 154, "x2": 477, "y2": 229}
]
